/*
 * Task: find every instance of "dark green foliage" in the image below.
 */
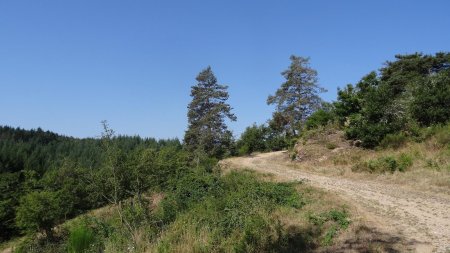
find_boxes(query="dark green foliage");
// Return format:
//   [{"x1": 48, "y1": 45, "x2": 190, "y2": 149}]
[
  {"x1": 379, "y1": 132, "x2": 409, "y2": 149},
  {"x1": 267, "y1": 55, "x2": 325, "y2": 136},
  {"x1": 184, "y1": 66, "x2": 237, "y2": 159},
  {"x1": 0, "y1": 172, "x2": 22, "y2": 240},
  {"x1": 167, "y1": 169, "x2": 220, "y2": 211},
  {"x1": 334, "y1": 84, "x2": 362, "y2": 125},
  {"x1": 411, "y1": 70, "x2": 450, "y2": 125},
  {"x1": 379, "y1": 52, "x2": 450, "y2": 96},
  {"x1": 41, "y1": 164, "x2": 103, "y2": 217},
  {"x1": 236, "y1": 123, "x2": 288, "y2": 155},
  {"x1": 155, "y1": 171, "x2": 304, "y2": 252},
  {"x1": 157, "y1": 171, "x2": 303, "y2": 224},
  {"x1": 334, "y1": 52, "x2": 450, "y2": 148},
  {"x1": 0, "y1": 125, "x2": 182, "y2": 241},
  {"x1": 15, "y1": 191, "x2": 68, "y2": 237},
  {"x1": 305, "y1": 108, "x2": 335, "y2": 130},
  {"x1": 237, "y1": 124, "x2": 268, "y2": 155}
]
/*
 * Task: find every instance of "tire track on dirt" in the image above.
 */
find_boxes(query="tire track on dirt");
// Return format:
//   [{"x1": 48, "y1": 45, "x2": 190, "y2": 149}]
[{"x1": 222, "y1": 151, "x2": 450, "y2": 253}]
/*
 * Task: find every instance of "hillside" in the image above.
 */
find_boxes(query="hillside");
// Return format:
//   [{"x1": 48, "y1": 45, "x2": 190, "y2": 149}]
[
  {"x1": 223, "y1": 126, "x2": 450, "y2": 252},
  {"x1": 1, "y1": 51, "x2": 449, "y2": 252},
  {"x1": 292, "y1": 126, "x2": 450, "y2": 194},
  {"x1": 0, "y1": 125, "x2": 181, "y2": 242}
]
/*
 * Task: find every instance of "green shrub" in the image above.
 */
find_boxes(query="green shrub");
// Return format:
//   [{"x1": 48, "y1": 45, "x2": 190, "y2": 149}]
[
  {"x1": 234, "y1": 214, "x2": 276, "y2": 253},
  {"x1": 305, "y1": 109, "x2": 335, "y2": 130},
  {"x1": 15, "y1": 190, "x2": 68, "y2": 238},
  {"x1": 236, "y1": 124, "x2": 288, "y2": 155},
  {"x1": 265, "y1": 135, "x2": 288, "y2": 152},
  {"x1": 410, "y1": 70, "x2": 450, "y2": 126},
  {"x1": 326, "y1": 143, "x2": 337, "y2": 150},
  {"x1": 238, "y1": 144, "x2": 250, "y2": 156},
  {"x1": 67, "y1": 225, "x2": 95, "y2": 253},
  {"x1": 434, "y1": 124, "x2": 450, "y2": 147},
  {"x1": 365, "y1": 156, "x2": 398, "y2": 173},
  {"x1": 380, "y1": 132, "x2": 408, "y2": 149},
  {"x1": 336, "y1": 53, "x2": 450, "y2": 149},
  {"x1": 236, "y1": 124, "x2": 268, "y2": 155},
  {"x1": 398, "y1": 153, "x2": 413, "y2": 172},
  {"x1": 154, "y1": 171, "x2": 304, "y2": 252},
  {"x1": 352, "y1": 154, "x2": 413, "y2": 173}
]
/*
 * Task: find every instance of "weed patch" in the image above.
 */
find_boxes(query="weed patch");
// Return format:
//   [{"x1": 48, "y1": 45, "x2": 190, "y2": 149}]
[
  {"x1": 352, "y1": 153, "x2": 413, "y2": 173},
  {"x1": 308, "y1": 208, "x2": 351, "y2": 246}
]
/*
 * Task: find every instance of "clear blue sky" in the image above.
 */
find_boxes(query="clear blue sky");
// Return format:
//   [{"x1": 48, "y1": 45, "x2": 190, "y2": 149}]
[{"x1": 1, "y1": 1, "x2": 449, "y2": 139}]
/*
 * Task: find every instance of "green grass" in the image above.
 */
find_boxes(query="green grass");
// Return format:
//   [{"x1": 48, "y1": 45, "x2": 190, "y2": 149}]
[
  {"x1": 307, "y1": 208, "x2": 351, "y2": 246},
  {"x1": 67, "y1": 225, "x2": 95, "y2": 253},
  {"x1": 151, "y1": 170, "x2": 305, "y2": 252}
]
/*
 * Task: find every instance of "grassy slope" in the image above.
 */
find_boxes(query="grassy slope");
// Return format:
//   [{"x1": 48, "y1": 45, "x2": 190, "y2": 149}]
[
  {"x1": 3, "y1": 171, "x2": 355, "y2": 253},
  {"x1": 292, "y1": 124, "x2": 450, "y2": 193},
  {"x1": 4, "y1": 125, "x2": 448, "y2": 252}
]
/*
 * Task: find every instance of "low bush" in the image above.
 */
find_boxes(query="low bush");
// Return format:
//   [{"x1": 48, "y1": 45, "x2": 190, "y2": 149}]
[
  {"x1": 236, "y1": 124, "x2": 289, "y2": 155},
  {"x1": 305, "y1": 109, "x2": 335, "y2": 130},
  {"x1": 434, "y1": 124, "x2": 450, "y2": 148},
  {"x1": 67, "y1": 225, "x2": 96, "y2": 253},
  {"x1": 152, "y1": 171, "x2": 304, "y2": 252},
  {"x1": 379, "y1": 132, "x2": 408, "y2": 149},
  {"x1": 326, "y1": 143, "x2": 337, "y2": 150},
  {"x1": 352, "y1": 153, "x2": 413, "y2": 173}
]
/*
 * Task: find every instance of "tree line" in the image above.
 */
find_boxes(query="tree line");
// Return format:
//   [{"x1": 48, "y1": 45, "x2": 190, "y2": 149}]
[{"x1": 237, "y1": 52, "x2": 450, "y2": 153}]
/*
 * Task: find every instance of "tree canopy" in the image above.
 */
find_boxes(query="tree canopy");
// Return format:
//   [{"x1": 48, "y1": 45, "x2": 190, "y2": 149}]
[
  {"x1": 184, "y1": 66, "x2": 236, "y2": 159},
  {"x1": 334, "y1": 52, "x2": 450, "y2": 147},
  {"x1": 267, "y1": 55, "x2": 325, "y2": 136}
]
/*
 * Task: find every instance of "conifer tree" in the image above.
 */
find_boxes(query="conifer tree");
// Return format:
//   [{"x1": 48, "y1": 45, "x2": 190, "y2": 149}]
[
  {"x1": 184, "y1": 67, "x2": 236, "y2": 158},
  {"x1": 267, "y1": 55, "x2": 325, "y2": 136}
]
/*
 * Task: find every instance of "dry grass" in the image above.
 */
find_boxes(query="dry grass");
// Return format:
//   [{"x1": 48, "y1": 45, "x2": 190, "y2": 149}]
[
  {"x1": 292, "y1": 129, "x2": 450, "y2": 194},
  {"x1": 274, "y1": 183, "x2": 413, "y2": 253}
]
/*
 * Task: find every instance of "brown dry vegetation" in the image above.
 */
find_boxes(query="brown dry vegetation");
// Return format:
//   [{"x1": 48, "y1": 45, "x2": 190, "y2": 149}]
[{"x1": 292, "y1": 127, "x2": 450, "y2": 194}]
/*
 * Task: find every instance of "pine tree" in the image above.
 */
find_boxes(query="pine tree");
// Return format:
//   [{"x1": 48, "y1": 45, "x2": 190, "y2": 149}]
[
  {"x1": 184, "y1": 66, "x2": 236, "y2": 159},
  {"x1": 267, "y1": 55, "x2": 325, "y2": 136}
]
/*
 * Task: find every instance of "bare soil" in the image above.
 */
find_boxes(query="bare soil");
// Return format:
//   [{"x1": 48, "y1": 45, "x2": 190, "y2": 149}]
[{"x1": 222, "y1": 151, "x2": 450, "y2": 253}]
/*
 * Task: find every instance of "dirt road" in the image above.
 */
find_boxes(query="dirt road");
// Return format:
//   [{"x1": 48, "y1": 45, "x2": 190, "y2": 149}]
[{"x1": 222, "y1": 151, "x2": 450, "y2": 253}]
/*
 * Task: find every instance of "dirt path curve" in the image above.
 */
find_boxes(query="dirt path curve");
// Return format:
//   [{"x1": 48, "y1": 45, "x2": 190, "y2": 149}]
[{"x1": 222, "y1": 151, "x2": 450, "y2": 253}]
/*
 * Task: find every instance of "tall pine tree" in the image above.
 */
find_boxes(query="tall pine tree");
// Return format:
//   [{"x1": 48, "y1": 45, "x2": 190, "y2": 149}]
[
  {"x1": 267, "y1": 55, "x2": 325, "y2": 136},
  {"x1": 184, "y1": 67, "x2": 236, "y2": 159}
]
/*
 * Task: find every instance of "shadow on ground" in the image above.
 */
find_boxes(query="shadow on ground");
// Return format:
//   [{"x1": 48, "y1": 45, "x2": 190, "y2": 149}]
[{"x1": 268, "y1": 224, "x2": 411, "y2": 253}]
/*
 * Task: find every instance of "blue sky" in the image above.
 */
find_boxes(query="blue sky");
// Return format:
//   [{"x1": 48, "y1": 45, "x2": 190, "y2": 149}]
[{"x1": 1, "y1": 0, "x2": 450, "y2": 139}]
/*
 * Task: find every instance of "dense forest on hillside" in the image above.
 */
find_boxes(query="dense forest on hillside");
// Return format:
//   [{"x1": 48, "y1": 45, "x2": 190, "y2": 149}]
[
  {"x1": 0, "y1": 125, "x2": 181, "y2": 241},
  {"x1": 1, "y1": 52, "x2": 449, "y2": 252}
]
